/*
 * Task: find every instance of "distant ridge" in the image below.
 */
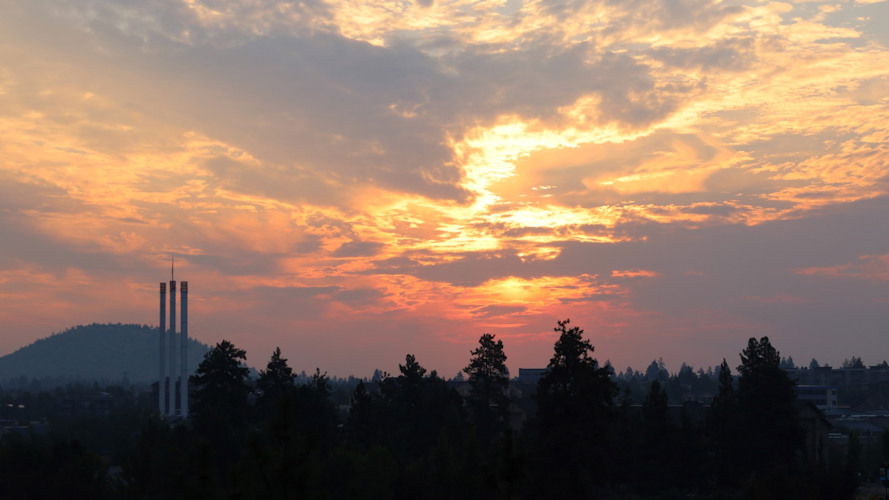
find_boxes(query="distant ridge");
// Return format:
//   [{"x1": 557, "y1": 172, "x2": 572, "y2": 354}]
[{"x1": 0, "y1": 323, "x2": 211, "y2": 383}]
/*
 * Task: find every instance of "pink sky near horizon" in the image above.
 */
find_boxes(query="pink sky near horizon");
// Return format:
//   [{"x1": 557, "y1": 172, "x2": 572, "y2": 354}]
[{"x1": 1, "y1": 0, "x2": 889, "y2": 376}]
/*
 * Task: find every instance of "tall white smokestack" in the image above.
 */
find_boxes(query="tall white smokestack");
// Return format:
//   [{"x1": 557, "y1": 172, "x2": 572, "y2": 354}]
[
  {"x1": 180, "y1": 281, "x2": 189, "y2": 418},
  {"x1": 159, "y1": 282, "x2": 166, "y2": 415},
  {"x1": 168, "y1": 280, "x2": 177, "y2": 417}
]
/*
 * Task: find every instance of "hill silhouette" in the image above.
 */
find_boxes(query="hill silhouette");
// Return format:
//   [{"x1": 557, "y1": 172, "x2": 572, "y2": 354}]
[{"x1": 0, "y1": 323, "x2": 211, "y2": 383}]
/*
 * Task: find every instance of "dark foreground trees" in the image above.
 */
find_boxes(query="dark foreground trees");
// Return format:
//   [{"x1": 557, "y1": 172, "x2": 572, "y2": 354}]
[
  {"x1": 191, "y1": 340, "x2": 250, "y2": 429},
  {"x1": 255, "y1": 347, "x2": 295, "y2": 416},
  {"x1": 526, "y1": 319, "x2": 617, "y2": 497},
  {"x1": 6, "y1": 326, "x2": 868, "y2": 500},
  {"x1": 464, "y1": 333, "x2": 510, "y2": 449},
  {"x1": 190, "y1": 340, "x2": 251, "y2": 470},
  {"x1": 736, "y1": 337, "x2": 803, "y2": 473},
  {"x1": 731, "y1": 336, "x2": 809, "y2": 497},
  {"x1": 345, "y1": 354, "x2": 482, "y2": 499},
  {"x1": 708, "y1": 358, "x2": 738, "y2": 486},
  {"x1": 0, "y1": 433, "x2": 108, "y2": 500}
]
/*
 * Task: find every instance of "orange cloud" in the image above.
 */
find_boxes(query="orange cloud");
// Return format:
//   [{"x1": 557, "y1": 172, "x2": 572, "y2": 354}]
[
  {"x1": 796, "y1": 254, "x2": 889, "y2": 282},
  {"x1": 612, "y1": 269, "x2": 660, "y2": 279}
]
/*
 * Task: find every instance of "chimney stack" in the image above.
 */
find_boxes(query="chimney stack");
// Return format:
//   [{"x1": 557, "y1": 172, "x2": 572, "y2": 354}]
[
  {"x1": 158, "y1": 270, "x2": 190, "y2": 419},
  {"x1": 180, "y1": 281, "x2": 189, "y2": 418},
  {"x1": 158, "y1": 283, "x2": 167, "y2": 415},
  {"x1": 168, "y1": 280, "x2": 177, "y2": 417}
]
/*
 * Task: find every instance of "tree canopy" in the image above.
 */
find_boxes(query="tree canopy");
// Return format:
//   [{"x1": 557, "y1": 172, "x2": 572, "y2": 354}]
[
  {"x1": 464, "y1": 333, "x2": 510, "y2": 448},
  {"x1": 0, "y1": 325, "x2": 866, "y2": 500},
  {"x1": 736, "y1": 337, "x2": 803, "y2": 476},
  {"x1": 530, "y1": 319, "x2": 617, "y2": 496},
  {"x1": 255, "y1": 346, "x2": 295, "y2": 417},
  {"x1": 189, "y1": 339, "x2": 251, "y2": 467}
]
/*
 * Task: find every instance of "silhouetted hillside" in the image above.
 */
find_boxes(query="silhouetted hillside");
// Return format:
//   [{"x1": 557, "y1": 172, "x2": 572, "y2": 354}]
[{"x1": 0, "y1": 323, "x2": 210, "y2": 383}]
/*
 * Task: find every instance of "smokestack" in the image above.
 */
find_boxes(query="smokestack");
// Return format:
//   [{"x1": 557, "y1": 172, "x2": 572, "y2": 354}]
[
  {"x1": 168, "y1": 280, "x2": 177, "y2": 417},
  {"x1": 180, "y1": 281, "x2": 189, "y2": 418},
  {"x1": 159, "y1": 282, "x2": 166, "y2": 415}
]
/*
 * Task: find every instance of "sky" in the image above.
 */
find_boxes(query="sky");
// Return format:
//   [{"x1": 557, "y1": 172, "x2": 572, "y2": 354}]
[{"x1": 1, "y1": 0, "x2": 888, "y2": 377}]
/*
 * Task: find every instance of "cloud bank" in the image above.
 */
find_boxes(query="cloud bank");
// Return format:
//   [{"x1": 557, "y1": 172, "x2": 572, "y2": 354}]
[{"x1": 1, "y1": 0, "x2": 888, "y2": 375}]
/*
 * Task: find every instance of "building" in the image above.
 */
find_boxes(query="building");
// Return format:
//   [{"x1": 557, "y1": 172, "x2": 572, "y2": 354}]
[
  {"x1": 787, "y1": 364, "x2": 889, "y2": 388},
  {"x1": 797, "y1": 402, "x2": 832, "y2": 466},
  {"x1": 796, "y1": 385, "x2": 839, "y2": 410},
  {"x1": 517, "y1": 368, "x2": 547, "y2": 386}
]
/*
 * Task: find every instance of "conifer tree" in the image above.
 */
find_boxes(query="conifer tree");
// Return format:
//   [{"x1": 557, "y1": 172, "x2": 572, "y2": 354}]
[
  {"x1": 190, "y1": 340, "x2": 250, "y2": 467},
  {"x1": 708, "y1": 359, "x2": 738, "y2": 485},
  {"x1": 640, "y1": 380, "x2": 670, "y2": 493},
  {"x1": 736, "y1": 337, "x2": 802, "y2": 475},
  {"x1": 464, "y1": 333, "x2": 510, "y2": 448},
  {"x1": 256, "y1": 347, "x2": 295, "y2": 414},
  {"x1": 191, "y1": 340, "x2": 250, "y2": 424},
  {"x1": 642, "y1": 380, "x2": 669, "y2": 434},
  {"x1": 531, "y1": 319, "x2": 617, "y2": 496}
]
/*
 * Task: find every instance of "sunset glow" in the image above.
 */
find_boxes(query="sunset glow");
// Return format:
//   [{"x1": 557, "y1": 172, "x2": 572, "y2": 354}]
[{"x1": 1, "y1": 0, "x2": 888, "y2": 375}]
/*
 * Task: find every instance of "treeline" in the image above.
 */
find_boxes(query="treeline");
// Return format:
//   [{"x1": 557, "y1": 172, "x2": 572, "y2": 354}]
[
  {"x1": 613, "y1": 359, "x2": 719, "y2": 404},
  {"x1": 0, "y1": 320, "x2": 878, "y2": 499}
]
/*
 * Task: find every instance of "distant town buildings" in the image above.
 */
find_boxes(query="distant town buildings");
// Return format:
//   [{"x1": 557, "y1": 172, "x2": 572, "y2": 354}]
[
  {"x1": 796, "y1": 385, "x2": 839, "y2": 410},
  {"x1": 517, "y1": 368, "x2": 546, "y2": 386},
  {"x1": 60, "y1": 392, "x2": 113, "y2": 418},
  {"x1": 787, "y1": 363, "x2": 889, "y2": 388}
]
